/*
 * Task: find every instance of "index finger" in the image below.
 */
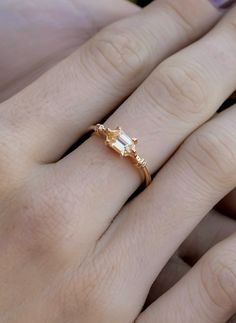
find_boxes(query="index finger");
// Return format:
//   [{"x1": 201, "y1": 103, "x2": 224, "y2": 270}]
[{"x1": 0, "y1": 0, "x2": 138, "y2": 101}]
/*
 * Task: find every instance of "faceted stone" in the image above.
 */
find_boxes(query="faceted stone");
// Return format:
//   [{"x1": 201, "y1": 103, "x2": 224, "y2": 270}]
[{"x1": 112, "y1": 130, "x2": 133, "y2": 155}]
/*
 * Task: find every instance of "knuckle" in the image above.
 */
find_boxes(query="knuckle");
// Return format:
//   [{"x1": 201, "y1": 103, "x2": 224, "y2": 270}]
[
  {"x1": 147, "y1": 61, "x2": 207, "y2": 121},
  {"x1": 163, "y1": 1, "x2": 196, "y2": 38},
  {"x1": 85, "y1": 26, "x2": 149, "y2": 80},
  {"x1": 183, "y1": 127, "x2": 236, "y2": 186},
  {"x1": 201, "y1": 247, "x2": 236, "y2": 309}
]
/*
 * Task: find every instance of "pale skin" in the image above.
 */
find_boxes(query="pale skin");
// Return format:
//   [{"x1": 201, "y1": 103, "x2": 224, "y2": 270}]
[{"x1": 1, "y1": 0, "x2": 236, "y2": 322}]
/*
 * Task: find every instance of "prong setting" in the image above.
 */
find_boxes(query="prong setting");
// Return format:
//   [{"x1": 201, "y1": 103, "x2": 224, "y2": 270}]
[
  {"x1": 92, "y1": 124, "x2": 152, "y2": 186},
  {"x1": 100, "y1": 126, "x2": 137, "y2": 157}
]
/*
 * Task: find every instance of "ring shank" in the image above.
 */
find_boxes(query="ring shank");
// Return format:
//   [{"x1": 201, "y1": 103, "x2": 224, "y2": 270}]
[
  {"x1": 128, "y1": 154, "x2": 152, "y2": 187},
  {"x1": 142, "y1": 165, "x2": 152, "y2": 187}
]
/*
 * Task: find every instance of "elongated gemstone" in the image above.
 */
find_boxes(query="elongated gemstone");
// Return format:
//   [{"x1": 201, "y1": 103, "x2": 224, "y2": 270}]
[{"x1": 112, "y1": 130, "x2": 133, "y2": 154}]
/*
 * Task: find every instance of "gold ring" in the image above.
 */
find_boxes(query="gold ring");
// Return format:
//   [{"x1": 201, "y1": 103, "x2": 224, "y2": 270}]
[{"x1": 90, "y1": 124, "x2": 152, "y2": 187}]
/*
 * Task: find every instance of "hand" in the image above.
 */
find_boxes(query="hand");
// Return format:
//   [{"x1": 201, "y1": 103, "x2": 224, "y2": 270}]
[
  {"x1": 1, "y1": 0, "x2": 236, "y2": 322},
  {"x1": 0, "y1": 0, "x2": 138, "y2": 102}
]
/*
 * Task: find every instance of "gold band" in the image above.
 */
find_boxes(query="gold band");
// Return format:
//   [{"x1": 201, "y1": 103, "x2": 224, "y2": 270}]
[{"x1": 91, "y1": 124, "x2": 152, "y2": 187}]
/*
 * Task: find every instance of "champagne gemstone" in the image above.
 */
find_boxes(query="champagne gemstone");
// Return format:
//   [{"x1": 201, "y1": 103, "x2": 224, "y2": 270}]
[{"x1": 112, "y1": 130, "x2": 133, "y2": 154}]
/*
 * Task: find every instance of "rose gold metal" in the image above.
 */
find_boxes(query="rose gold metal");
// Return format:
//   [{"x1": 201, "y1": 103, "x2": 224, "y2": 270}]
[{"x1": 90, "y1": 124, "x2": 152, "y2": 187}]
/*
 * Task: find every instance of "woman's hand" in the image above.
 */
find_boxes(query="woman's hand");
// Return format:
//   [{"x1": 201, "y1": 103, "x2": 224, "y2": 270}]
[{"x1": 1, "y1": 0, "x2": 236, "y2": 322}]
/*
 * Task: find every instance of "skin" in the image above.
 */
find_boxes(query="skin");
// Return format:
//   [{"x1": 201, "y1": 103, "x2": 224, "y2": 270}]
[
  {"x1": 1, "y1": 0, "x2": 236, "y2": 322},
  {"x1": 0, "y1": 0, "x2": 139, "y2": 102}
]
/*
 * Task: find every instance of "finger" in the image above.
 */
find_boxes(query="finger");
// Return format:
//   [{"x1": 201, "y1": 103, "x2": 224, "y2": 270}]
[
  {"x1": 94, "y1": 106, "x2": 236, "y2": 319},
  {"x1": 56, "y1": 6, "x2": 236, "y2": 242},
  {"x1": 145, "y1": 256, "x2": 190, "y2": 306},
  {"x1": 149, "y1": 210, "x2": 236, "y2": 305},
  {"x1": 148, "y1": 210, "x2": 236, "y2": 305},
  {"x1": 137, "y1": 233, "x2": 236, "y2": 323},
  {"x1": 180, "y1": 210, "x2": 236, "y2": 264},
  {"x1": 1, "y1": 0, "x2": 222, "y2": 162},
  {"x1": 0, "y1": 0, "x2": 138, "y2": 102}
]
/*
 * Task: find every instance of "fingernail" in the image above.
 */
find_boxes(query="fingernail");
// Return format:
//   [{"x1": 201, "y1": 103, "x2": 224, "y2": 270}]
[{"x1": 210, "y1": 0, "x2": 236, "y2": 9}]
